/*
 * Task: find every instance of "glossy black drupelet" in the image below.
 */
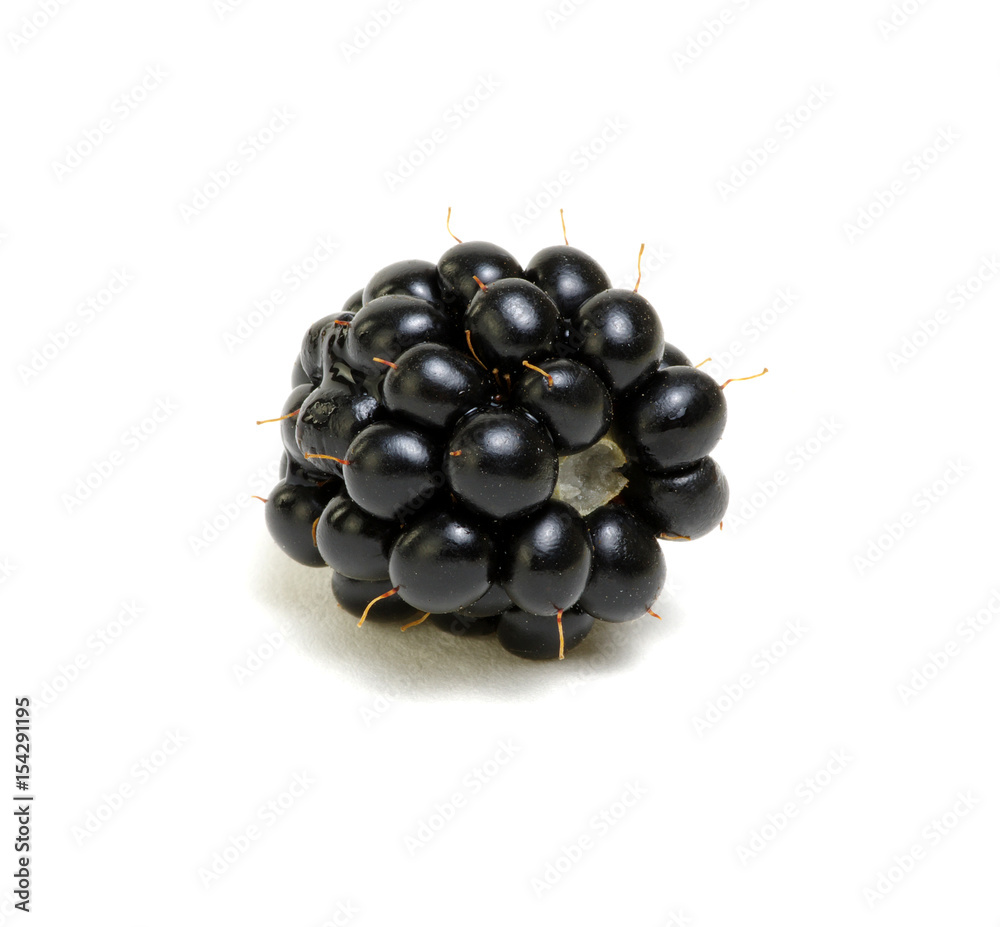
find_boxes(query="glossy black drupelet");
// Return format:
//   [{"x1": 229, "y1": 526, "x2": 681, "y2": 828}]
[
  {"x1": 456, "y1": 583, "x2": 513, "y2": 618},
  {"x1": 428, "y1": 581, "x2": 510, "y2": 636},
  {"x1": 574, "y1": 289, "x2": 665, "y2": 395},
  {"x1": 301, "y1": 312, "x2": 354, "y2": 384},
  {"x1": 437, "y1": 241, "x2": 523, "y2": 308},
  {"x1": 382, "y1": 343, "x2": 495, "y2": 432},
  {"x1": 342, "y1": 289, "x2": 365, "y2": 313},
  {"x1": 497, "y1": 608, "x2": 595, "y2": 660},
  {"x1": 321, "y1": 315, "x2": 355, "y2": 379},
  {"x1": 279, "y1": 384, "x2": 327, "y2": 480},
  {"x1": 291, "y1": 357, "x2": 312, "y2": 388},
  {"x1": 343, "y1": 422, "x2": 442, "y2": 521},
  {"x1": 264, "y1": 479, "x2": 340, "y2": 567},
  {"x1": 388, "y1": 506, "x2": 494, "y2": 613},
  {"x1": 615, "y1": 366, "x2": 726, "y2": 471},
  {"x1": 346, "y1": 295, "x2": 456, "y2": 376},
  {"x1": 331, "y1": 572, "x2": 420, "y2": 621},
  {"x1": 315, "y1": 494, "x2": 398, "y2": 581},
  {"x1": 502, "y1": 501, "x2": 592, "y2": 617},
  {"x1": 464, "y1": 279, "x2": 560, "y2": 375},
  {"x1": 364, "y1": 259, "x2": 444, "y2": 305},
  {"x1": 445, "y1": 410, "x2": 558, "y2": 520},
  {"x1": 512, "y1": 357, "x2": 612, "y2": 454},
  {"x1": 579, "y1": 504, "x2": 666, "y2": 622},
  {"x1": 623, "y1": 457, "x2": 729, "y2": 540},
  {"x1": 295, "y1": 383, "x2": 383, "y2": 478},
  {"x1": 524, "y1": 245, "x2": 612, "y2": 317},
  {"x1": 659, "y1": 343, "x2": 692, "y2": 369}
]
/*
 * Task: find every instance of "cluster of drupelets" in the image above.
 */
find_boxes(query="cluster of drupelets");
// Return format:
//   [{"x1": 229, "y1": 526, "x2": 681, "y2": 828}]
[{"x1": 258, "y1": 212, "x2": 764, "y2": 659}]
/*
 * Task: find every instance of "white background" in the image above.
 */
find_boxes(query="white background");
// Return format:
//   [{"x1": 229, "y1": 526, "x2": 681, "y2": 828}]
[{"x1": 2, "y1": 0, "x2": 999, "y2": 924}]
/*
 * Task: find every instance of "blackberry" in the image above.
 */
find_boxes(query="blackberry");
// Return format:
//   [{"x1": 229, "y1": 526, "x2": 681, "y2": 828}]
[{"x1": 257, "y1": 213, "x2": 765, "y2": 660}]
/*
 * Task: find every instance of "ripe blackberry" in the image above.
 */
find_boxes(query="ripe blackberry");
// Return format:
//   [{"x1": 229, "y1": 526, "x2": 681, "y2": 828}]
[{"x1": 257, "y1": 214, "x2": 765, "y2": 660}]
